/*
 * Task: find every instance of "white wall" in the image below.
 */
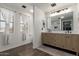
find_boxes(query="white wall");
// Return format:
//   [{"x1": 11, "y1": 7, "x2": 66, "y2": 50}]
[
  {"x1": 33, "y1": 6, "x2": 45, "y2": 48},
  {"x1": 72, "y1": 4, "x2": 79, "y2": 34},
  {"x1": 66, "y1": 4, "x2": 79, "y2": 34}
]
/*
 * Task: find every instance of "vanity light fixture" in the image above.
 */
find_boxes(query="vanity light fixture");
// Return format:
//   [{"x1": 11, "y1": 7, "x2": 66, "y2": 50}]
[{"x1": 50, "y1": 8, "x2": 72, "y2": 17}]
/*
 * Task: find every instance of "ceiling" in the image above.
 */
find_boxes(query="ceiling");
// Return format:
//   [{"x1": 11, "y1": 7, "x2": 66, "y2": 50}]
[
  {"x1": 0, "y1": 3, "x2": 77, "y2": 14},
  {"x1": 34, "y1": 3, "x2": 76, "y2": 13},
  {"x1": 0, "y1": 3, "x2": 33, "y2": 15}
]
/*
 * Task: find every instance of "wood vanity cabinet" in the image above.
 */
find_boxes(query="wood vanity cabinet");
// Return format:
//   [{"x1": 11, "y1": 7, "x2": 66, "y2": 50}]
[{"x1": 41, "y1": 33, "x2": 79, "y2": 55}]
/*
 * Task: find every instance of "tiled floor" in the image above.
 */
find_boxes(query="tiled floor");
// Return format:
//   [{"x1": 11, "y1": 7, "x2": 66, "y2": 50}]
[
  {"x1": 37, "y1": 45, "x2": 75, "y2": 56},
  {"x1": 0, "y1": 43, "x2": 51, "y2": 56}
]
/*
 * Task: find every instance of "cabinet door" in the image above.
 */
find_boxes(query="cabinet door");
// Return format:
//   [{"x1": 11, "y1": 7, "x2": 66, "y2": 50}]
[
  {"x1": 42, "y1": 33, "x2": 57, "y2": 46},
  {"x1": 46, "y1": 33, "x2": 56, "y2": 45},
  {"x1": 42, "y1": 33, "x2": 49, "y2": 44},
  {"x1": 42, "y1": 33, "x2": 52, "y2": 45},
  {"x1": 54, "y1": 34, "x2": 60, "y2": 47},
  {"x1": 71, "y1": 35, "x2": 78, "y2": 52},
  {"x1": 46, "y1": 33, "x2": 53, "y2": 45},
  {"x1": 42, "y1": 33, "x2": 46, "y2": 43},
  {"x1": 49, "y1": 34, "x2": 56, "y2": 46},
  {"x1": 65, "y1": 35, "x2": 79, "y2": 52},
  {"x1": 72, "y1": 35, "x2": 79, "y2": 52},
  {"x1": 59, "y1": 34, "x2": 66, "y2": 48},
  {"x1": 65, "y1": 34, "x2": 76, "y2": 51},
  {"x1": 54, "y1": 34, "x2": 65, "y2": 48}
]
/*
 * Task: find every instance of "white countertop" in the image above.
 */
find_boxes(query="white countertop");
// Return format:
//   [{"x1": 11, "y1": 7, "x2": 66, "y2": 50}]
[{"x1": 41, "y1": 31, "x2": 79, "y2": 34}]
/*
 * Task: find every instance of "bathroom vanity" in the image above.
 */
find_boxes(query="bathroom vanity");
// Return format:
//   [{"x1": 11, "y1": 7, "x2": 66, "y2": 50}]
[
  {"x1": 41, "y1": 7, "x2": 79, "y2": 55},
  {"x1": 41, "y1": 32, "x2": 79, "y2": 55}
]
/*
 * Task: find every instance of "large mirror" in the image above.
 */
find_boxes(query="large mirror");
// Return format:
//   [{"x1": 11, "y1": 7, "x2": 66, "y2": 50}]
[{"x1": 46, "y1": 11, "x2": 73, "y2": 32}]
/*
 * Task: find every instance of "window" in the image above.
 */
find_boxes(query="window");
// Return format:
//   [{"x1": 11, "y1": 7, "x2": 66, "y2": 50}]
[
  {"x1": 1, "y1": 12, "x2": 6, "y2": 21},
  {"x1": 0, "y1": 12, "x2": 6, "y2": 32},
  {"x1": 0, "y1": 21, "x2": 6, "y2": 32},
  {"x1": 9, "y1": 22, "x2": 14, "y2": 33},
  {"x1": 20, "y1": 24, "x2": 25, "y2": 32},
  {"x1": 9, "y1": 18, "x2": 14, "y2": 33},
  {"x1": 0, "y1": 8, "x2": 15, "y2": 33},
  {"x1": 20, "y1": 16, "x2": 25, "y2": 32},
  {"x1": 9, "y1": 12, "x2": 15, "y2": 33}
]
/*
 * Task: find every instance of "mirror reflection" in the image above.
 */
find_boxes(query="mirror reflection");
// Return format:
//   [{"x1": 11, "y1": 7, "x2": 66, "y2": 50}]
[{"x1": 46, "y1": 10, "x2": 73, "y2": 33}]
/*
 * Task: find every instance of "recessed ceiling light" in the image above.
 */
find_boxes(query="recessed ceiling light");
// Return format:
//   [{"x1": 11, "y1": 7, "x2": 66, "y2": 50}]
[
  {"x1": 51, "y1": 3, "x2": 56, "y2": 7},
  {"x1": 22, "y1": 5, "x2": 27, "y2": 8}
]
